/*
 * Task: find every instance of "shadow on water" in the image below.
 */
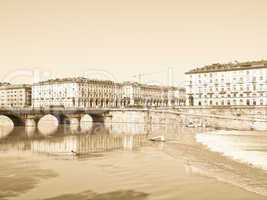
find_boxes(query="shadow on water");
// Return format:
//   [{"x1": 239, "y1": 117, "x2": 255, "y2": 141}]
[
  {"x1": 42, "y1": 190, "x2": 149, "y2": 200},
  {"x1": 0, "y1": 157, "x2": 57, "y2": 200}
]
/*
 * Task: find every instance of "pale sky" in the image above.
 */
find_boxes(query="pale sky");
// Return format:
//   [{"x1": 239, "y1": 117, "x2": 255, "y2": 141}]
[{"x1": 0, "y1": 0, "x2": 266, "y2": 86}]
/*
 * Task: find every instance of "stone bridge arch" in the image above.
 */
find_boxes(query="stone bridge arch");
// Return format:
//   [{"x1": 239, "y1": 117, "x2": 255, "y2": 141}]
[
  {"x1": 38, "y1": 113, "x2": 70, "y2": 126},
  {"x1": 84, "y1": 113, "x2": 106, "y2": 134},
  {"x1": 0, "y1": 113, "x2": 25, "y2": 126}
]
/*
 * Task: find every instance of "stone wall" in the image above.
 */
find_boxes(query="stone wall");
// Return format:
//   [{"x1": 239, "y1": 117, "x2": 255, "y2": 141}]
[
  {"x1": 177, "y1": 106, "x2": 267, "y2": 120},
  {"x1": 177, "y1": 106, "x2": 267, "y2": 131},
  {"x1": 107, "y1": 109, "x2": 181, "y2": 135},
  {"x1": 108, "y1": 107, "x2": 267, "y2": 134}
]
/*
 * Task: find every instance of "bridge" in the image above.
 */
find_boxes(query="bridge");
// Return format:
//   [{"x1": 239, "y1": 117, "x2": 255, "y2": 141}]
[
  {"x1": 0, "y1": 108, "x2": 111, "y2": 128},
  {"x1": 1, "y1": 106, "x2": 266, "y2": 135},
  {"x1": 0, "y1": 107, "x2": 182, "y2": 135}
]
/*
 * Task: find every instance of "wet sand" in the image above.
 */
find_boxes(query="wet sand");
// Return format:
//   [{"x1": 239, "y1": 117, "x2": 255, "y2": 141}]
[{"x1": 1, "y1": 128, "x2": 267, "y2": 200}]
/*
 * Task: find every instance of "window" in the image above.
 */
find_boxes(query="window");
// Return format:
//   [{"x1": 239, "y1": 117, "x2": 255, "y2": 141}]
[
  {"x1": 253, "y1": 84, "x2": 256, "y2": 91},
  {"x1": 253, "y1": 77, "x2": 256, "y2": 82},
  {"x1": 233, "y1": 99, "x2": 237, "y2": 105}
]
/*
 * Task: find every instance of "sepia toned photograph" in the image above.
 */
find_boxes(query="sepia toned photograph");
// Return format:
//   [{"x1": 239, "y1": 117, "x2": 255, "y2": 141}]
[{"x1": 0, "y1": 0, "x2": 266, "y2": 199}]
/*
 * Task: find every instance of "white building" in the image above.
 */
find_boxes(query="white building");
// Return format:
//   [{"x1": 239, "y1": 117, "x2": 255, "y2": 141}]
[
  {"x1": 32, "y1": 78, "x2": 117, "y2": 108},
  {"x1": 0, "y1": 84, "x2": 32, "y2": 108},
  {"x1": 185, "y1": 60, "x2": 267, "y2": 106},
  {"x1": 32, "y1": 78, "x2": 186, "y2": 109},
  {"x1": 121, "y1": 82, "x2": 185, "y2": 107}
]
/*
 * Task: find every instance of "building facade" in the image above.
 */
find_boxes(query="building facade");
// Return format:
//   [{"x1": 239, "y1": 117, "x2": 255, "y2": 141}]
[
  {"x1": 116, "y1": 82, "x2": 185, "y2": 107},
  {"x1": 185, "y1": 60, "x2": 267, "y2": 106},
  {"x1": 32, "y1": 78, "x2": 185, "y2": 108},
  {"x1": 32, "y1": 78, "x2": 118, "y2": 108},
  {"x1": 0, "y1": 84, "x2": 32, "y2": 108}
]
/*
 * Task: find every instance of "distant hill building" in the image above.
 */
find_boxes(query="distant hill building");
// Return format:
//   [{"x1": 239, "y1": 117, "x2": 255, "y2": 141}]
[{"x1": 185, "y1": 60, "x2": 267, "y2": 106}]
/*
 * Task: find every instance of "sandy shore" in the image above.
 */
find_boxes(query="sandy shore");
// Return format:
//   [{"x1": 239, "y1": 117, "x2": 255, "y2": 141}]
[{"x1": 0, "y1": 128, "x2": 267, "y2": 200}]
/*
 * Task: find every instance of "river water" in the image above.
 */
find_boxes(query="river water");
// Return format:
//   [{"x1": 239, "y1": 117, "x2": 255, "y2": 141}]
[
  {"x1": 0, "y1": 116, "x2": 267, "y2": 200},
  {"x1": 196, "y1": 130, "x2": 267, "y2": 171}
]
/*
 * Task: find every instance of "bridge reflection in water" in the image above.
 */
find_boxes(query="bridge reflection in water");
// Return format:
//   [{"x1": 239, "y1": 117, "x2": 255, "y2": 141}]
[
  {"x1": 0, "y1": 119, "x2": 148, "y2": 155},
  {"x1": 0, "y1": 134, "x2": 147, "y2": 155},
  {"x1": 0, "y1": 114, "x2": 184, "y2": 156}
]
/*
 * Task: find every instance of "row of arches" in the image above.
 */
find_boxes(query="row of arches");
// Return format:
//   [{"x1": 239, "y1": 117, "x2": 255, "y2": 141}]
[
  {"x1": 58, "y1": 97, "x2": 186, "y2": 108},
  {"x1": 0, "y1": 114, "x2": 107, "y2": 138},
  {"x1": 0, "y1": 113, "x2": 104, "y2": 126},
  {"x1": 188, "y1": 95, "x2": 264, "y2": 106},
  {"x1": 74, "y1": 98, "x2": 131, "y2": 108}
]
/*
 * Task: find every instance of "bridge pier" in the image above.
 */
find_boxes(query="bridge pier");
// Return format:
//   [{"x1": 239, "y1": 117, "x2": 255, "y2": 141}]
[
  {"x1": 24, "y1": 115, "x2": 40, "y2": 136},
  {"x1": 104, "y1": 114, "x2": 112, "y2": 133},
  {"x1": 25, "y1": 117, "x2": 37, "y2": 127},
  {"x1": 68, "y1": 115, "x2": 81, "y2": 132}
]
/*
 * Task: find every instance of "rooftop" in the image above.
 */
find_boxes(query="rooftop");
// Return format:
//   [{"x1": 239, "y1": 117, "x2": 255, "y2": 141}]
[
  {"x1": 185, "y1": 60, "x2": 267, "y2": 74},
  {"x1": 122, "y1": 81, "x2": 183, "y2": 90},
  {"x1": 34, "y1": 78, "x2": 184, "y2": 90},
  {"x1": 35, "y1": 77, "x2": 115, "y2": 85},
  {"x1": 0, "y1": 84, "x2": 31, "y2": 90}
]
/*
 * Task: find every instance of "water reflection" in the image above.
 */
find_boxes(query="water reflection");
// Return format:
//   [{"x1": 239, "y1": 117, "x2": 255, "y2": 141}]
[
  {"x1": 80, "y1": 115, "x2": 93, "y2": 133},
  {"x1": 38, "y1": 115, "x2": 59, "y2": 136},
  {"x1": 0, "y1": 115, "x2": 189, "y2": 156},
  {"x1": 0, "y1": 133, "x2": 147, "y2": 155},
  {"x1": 0, "y1": 118, "x2": 148, "y2": 155},
  {"x1": 25, "y1": 126, "x2": 37, "y2": 137},
  {"x1": 0, "y1": 116, "x2": 14, "y2": 139}
]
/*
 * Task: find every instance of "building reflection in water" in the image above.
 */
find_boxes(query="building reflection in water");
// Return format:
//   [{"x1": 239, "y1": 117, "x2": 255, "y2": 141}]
[
  {"x1": 31, "y1": 134, "x2": 147, "y2": 155},
  {"x1": 0, "y1": 133, "x2": 147, "y2": 155}
]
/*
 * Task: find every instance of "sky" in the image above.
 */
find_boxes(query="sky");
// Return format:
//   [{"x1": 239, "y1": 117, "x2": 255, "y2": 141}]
[{"x1": 0, "y1": 0, "x2": 266, "y2": 86}]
